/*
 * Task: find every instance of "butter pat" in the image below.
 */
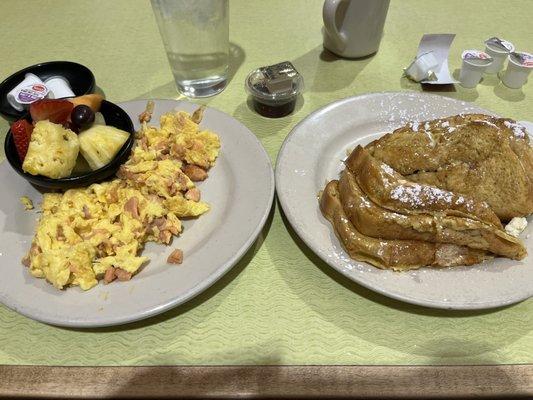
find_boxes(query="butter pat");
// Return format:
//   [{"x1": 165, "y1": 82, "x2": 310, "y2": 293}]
[
  {"x1": 505, "y1": 217, "x2": 528, "y2": 237},
  {"x1": 23, "y1": 121, "x2": 79, "y2": 179}
]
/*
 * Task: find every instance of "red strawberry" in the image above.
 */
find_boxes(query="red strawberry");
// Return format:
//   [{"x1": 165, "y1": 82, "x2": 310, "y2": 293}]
[
  {"x1": 11, "y1": 120, "x2": 34, "y2": 161},
  {"x1": 29, "y1": 99, "x2": 73, "y2": 124}
]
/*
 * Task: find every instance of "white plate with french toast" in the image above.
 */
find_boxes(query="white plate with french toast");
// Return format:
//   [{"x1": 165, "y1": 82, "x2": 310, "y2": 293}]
[
  {"x1": 0, "y1": 99, "x2": 274, "y2": 327},
  {"x1": 276, "y1": 91, "x2": 533, "y2": 310}
]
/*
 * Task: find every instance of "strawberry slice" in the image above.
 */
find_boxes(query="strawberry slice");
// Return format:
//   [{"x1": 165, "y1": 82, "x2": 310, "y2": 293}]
[
  {"x1": 29, "y1": 99, "x2": 73, "y2": 124},
  {"x1": 11, "y1": 120, "x2": 34, "y2": 162}
]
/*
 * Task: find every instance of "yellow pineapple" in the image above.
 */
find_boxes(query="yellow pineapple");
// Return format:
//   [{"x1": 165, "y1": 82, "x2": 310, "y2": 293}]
[
  {"x1": 22, "y1": 120, "x2": 79, "y2": 179},
  {"x1": 78, "y1": 125, "x2": 130, "y2": 170}
]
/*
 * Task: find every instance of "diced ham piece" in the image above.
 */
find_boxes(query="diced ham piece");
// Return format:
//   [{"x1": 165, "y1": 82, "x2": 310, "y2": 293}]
[
  {"x1": 167, "y1": 249, "x2": 183, "y2": 264},
  {"x1": 30, "y1": 243, "x2": 41, "y2": 256},
  {"x1": 82, "y1": 205, "x2": 91, "y2": 219},
  {"x1": 152, "y1": 217, "x2": 166, "y2": 230},
  {"x1": 21, "y1": 255, "x2": 31, "y2": 267},
  {"x1": 171, "y1": 143, "x2": 186, "y2": 158},
  {"x1": 114, "y1": 268, "x2": 132, "y2": 281},
  {"x1": 104, "y1": 267, "x2": 116, "y2": 284},
  {"x1": 108, "y1": 186, "x2": 119, "y2": 203},
  {"x1": 57, "y1": 225, "x2": 65, "y2": 241},
  {"x1": 185, "y1": 188, "x2": 201, "y2": 202},
  {"x1": 159, "y1": 230, "x2": 172, "y2": 244},
  {"x1": 124, "y1": 197, "x2": 140, "y2": 219},
  {"x1": 183, "y1": 165, "x2": 207, "y2": 181},
  {"x1": 175, "y1": 171, "x2": 189, "y2": 187},
  {"x1": 117, "y1": 166, "x2": 137, "y2": 181},
  {"x1": 138, "y1": 100, "x2": 154, "y2": 123}
]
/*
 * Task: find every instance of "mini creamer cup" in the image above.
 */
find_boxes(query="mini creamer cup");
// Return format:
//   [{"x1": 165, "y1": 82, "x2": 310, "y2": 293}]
[
  {"x1": 501, "y1": 52, "x2": 533, "y2": 89},
  {"x1": 15, "y1": 83, "x2": 49, "y2": 107},
  {"x1": 459, "y1": 50, "x2": 493, "y2": 88},
  {"x1": 44, "y1": 76, "x2": 75, "y2": 99},
  {"x1": 484, "y1": 37, "x2": 514, "y2": 74},
  {"x1": 6, "y1": 73, "x2": 44, "y2": 111}
]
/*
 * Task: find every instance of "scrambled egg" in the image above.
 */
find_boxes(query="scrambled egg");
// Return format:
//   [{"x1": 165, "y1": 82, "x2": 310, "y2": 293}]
[
  {"x1": 20, "y1": 196, "x2": 34, "y2": 210},
  {"x1": 23, "y1": 108, "x2": 220, "y2": 290}
]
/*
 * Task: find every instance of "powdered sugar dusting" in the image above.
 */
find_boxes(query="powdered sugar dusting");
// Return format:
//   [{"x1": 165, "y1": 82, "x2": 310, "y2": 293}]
[
  {"x1": 381, "y1": 163, "x2": 395, "y2": 174},
  {"x1": 359, "y1": 195, "x2": 372, "y2": 208},
  {"x1": 503, "y1": 120, "x2": 526, "y2": 139},
  {"x1": 390, "y1": 183, "x2": 476, "y2": 211},
  {"x1": 474, "y1": 120, "x2": 499, "y2": 129},
  {"x1": 390, "y1": 184, "x2": 455, "y2": 207},
  {"x1": 374, "y1": 92, "x2": 480, "y2": 132},
  {"x1": 425, "y1": 130, "x2": 436, "y2": 147}
]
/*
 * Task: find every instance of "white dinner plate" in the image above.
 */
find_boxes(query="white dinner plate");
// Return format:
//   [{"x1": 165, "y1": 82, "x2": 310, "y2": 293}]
[
  {"x1": 0, "y1": 99, "x2": 274, "y2": 327},
  {"x1": 276, "y1": 91, "x2": 533, "y2": 310}
]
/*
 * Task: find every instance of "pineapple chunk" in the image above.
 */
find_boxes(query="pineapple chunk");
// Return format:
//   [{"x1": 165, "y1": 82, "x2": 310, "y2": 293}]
[
  {"x1": 78, "y1": 125, "x2": 130, "y2": 170},
  {"x1": 22, "y1": 120, "x2": 79, "y2": 179}
]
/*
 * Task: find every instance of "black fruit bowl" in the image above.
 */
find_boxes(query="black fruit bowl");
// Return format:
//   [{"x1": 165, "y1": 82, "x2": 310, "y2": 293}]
[
  {"x1": 0, "y1": 61, "x2": 95, "y2": 121},
  {"x1": 5, "y1": 100, "x2": 134, "y2": 190}
]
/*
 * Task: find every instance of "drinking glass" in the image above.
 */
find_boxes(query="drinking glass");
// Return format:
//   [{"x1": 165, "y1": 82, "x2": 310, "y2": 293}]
[{"x1": 151, "y1": 0, "x2": 229, "y2": 98}]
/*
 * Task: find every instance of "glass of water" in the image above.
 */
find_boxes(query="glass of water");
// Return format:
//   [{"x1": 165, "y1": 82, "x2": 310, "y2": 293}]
[{"x1": 151, "y1": 0, "x2": 229, "y2": 98}]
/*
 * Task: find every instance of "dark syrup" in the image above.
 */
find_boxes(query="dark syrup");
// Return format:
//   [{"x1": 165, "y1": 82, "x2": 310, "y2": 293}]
[{"x1": 252, "y1": 97, "x2": 296, "y2": 118}]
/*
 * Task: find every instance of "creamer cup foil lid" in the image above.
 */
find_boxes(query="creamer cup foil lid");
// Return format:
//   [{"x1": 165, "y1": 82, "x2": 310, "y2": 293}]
[
  {"x1": 510, "y1": 52, "x2": 533, "y2": 68},
  {"x1": 485, "y1": 37, "x2": 514, "y2": 52},
  {"x1": 16, "y1": 83, "x2": 48, "y2": 104},
  {"x1": 462, "y1": 50, "x2": 492, "y2": 62},
  {"x1": 462, "y1": 50, "x2": 493, "y2": 66}
]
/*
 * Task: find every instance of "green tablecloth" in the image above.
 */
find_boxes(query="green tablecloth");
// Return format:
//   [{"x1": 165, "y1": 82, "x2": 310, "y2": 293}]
[{"x1": 0, "y1": 0, "x2": 531, "y2": 366}]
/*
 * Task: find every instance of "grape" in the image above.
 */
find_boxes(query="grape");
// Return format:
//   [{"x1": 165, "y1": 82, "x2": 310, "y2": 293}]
[{"x1": 71, "y1": 105, "x2": 95, "y2": 129}]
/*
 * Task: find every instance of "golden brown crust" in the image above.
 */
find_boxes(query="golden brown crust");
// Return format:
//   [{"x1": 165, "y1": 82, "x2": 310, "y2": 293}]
[
  {"x1": 338, "y1": 169, "x2": 526, "y2": 260},
  {"x1": 320, "y1": 114, "x2": 531, "y2": 270},
  {"x1": 366, "y1": 114, "x2": 533, "y2": 221},
  {"x1": 345, "y1": 146, "x2": 503, "y2": 229},
  {"x1": 320, "y1": 180, "x2": 490, "y2": 271}
]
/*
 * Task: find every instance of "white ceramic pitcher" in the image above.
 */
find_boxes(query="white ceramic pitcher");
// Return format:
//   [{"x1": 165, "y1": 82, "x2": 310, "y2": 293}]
[{"x1": 322, "y1": 0, "x2": 390, "y2": 58}]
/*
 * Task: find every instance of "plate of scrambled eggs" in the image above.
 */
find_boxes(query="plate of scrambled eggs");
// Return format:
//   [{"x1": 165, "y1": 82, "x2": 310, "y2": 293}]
[{"x1": 0, "y1": 99, "x2": 275, "y2": 327}]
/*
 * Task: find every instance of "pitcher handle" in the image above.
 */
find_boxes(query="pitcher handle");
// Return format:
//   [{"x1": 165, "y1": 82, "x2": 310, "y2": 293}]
[{"x1": 322, "y1": 0, "x2": 348, "y2": 50}]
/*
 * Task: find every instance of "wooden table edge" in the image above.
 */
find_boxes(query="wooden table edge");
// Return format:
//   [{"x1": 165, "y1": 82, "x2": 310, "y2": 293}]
[{"x1": 0, "y1": 364, "x2": 532, "y2": 398}]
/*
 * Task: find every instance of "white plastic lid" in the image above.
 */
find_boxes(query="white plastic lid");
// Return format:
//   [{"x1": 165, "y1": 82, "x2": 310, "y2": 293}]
[{"x1": 245, "y1": 61, "x2": 304, "y2": 102}]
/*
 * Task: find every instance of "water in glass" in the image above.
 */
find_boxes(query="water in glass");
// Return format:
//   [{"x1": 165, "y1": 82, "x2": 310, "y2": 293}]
[{"x1": 151, "y1": 0, "x2": 229, "y2": 97}]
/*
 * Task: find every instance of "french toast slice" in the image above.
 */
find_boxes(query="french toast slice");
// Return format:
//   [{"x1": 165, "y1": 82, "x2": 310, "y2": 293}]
[
  {"x1": 338, "y1": 169, "x2": 526, "y2": 260},
  {"x1": 345, "y1": 146, "x2": 503, "y2": 229},
  {"x1": 320, "y1": 180, "x2": 491, "y2": 271},
  {"x1": 366, "y1": 114, "x2": 533, "y2": 221}
]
